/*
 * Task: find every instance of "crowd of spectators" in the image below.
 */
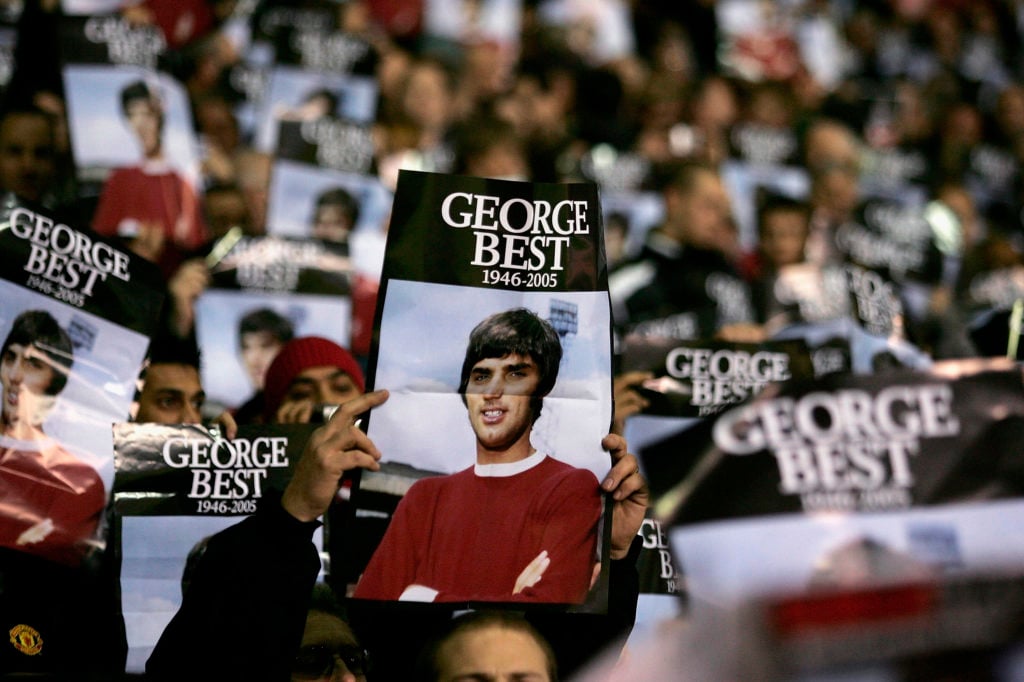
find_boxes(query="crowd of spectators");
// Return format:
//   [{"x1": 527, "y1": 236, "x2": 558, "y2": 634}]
[{"x1": 4, "y1": 0, "x2": 1024, "y2": 679}]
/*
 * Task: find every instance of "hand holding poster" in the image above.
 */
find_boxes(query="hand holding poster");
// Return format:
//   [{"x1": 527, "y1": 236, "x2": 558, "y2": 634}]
[{"x1": 346, "y1": 170, "x2": 613, "y2": 608}]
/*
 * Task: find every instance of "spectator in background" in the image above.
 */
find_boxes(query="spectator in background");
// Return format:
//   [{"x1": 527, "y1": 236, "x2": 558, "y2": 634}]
[
  {"x1": 262, "y1": 336, "x2": 365, "y2": 425},
  {"x1": 0, "y1": 104, "x2": 56, "y2": 206},
  {"x1": 92, "y1": 80, "x2": 207, "y2": 271},
  {"x1": 203, "y1": 182, "x2": 252, "y2": 240}
]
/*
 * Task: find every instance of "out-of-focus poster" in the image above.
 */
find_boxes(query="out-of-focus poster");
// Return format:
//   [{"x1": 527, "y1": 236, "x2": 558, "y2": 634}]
[
  {"x1": 345, "y1": 170, "x2": 614, "y2": 610},
  {"x1": 645, "y1": 362, "x2": 1024, "y2": 618},
  {"x1": 194, "y1": 234, "x2": 354, "y2": 412},
  {"x1": 112, "y1": 421, "x2": 319, "y2": 672},
  {"x1": 0, "y1": 201, "x2": 164, "y2": 565}
]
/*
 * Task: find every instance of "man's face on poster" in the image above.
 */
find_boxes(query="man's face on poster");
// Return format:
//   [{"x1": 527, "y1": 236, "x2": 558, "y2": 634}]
[
  {"x1": 126, "y1": 98, "x2": 162, "y2": 158},
  {"x1": 240, "y1": 331, "x2": 284, "y2": 390},
  {"x1": 464, "y1": 353, "x2": 540, "y2": 453},
  {"x1": 1, "y1": 342, "x2": 56, "y2": 430},
  {"x1": 311, "y1": 204, "x2": 351, "y2": 243}
]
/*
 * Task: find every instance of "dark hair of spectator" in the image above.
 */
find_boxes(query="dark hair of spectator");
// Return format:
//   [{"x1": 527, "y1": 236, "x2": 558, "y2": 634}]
[
  {"x1": 458, "y1": 308, "x2": 562, "y2": 423},
  {"x1": 146, "y1": 333, "x2": 202, "y2": 372},
  {"x1": 756, "y1": 194, "x2": 810, "y2": 237},
  {"x1": 413, "y1": 610, "x2": 558, "y2": 682},
  {"x1": 2, "y1": 309, "x2": 74, "y2": 395}
]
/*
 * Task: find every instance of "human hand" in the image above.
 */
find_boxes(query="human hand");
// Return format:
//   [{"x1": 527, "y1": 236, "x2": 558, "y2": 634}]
[
  {"x1": 612, "y1": 370, "x2": 653, "y2": 435},
  {"x1": 600, "y1": 433, "x2": 649, "y2": 560},
  {"x1": 281, "y1": 390, "x2": 388, "y2": 522},
  {"x1": 167, "y1": 258, "x2": 210, "y2": 336},
  {"x1": 210, "y1": 410, "x2": 238, "y2": 440},
  {"x1": 275, "y1": 398, "x2": 317, "y2": 424},
  {"x1": 513, "y1": 550, "x2": 550, "y2": 595}
]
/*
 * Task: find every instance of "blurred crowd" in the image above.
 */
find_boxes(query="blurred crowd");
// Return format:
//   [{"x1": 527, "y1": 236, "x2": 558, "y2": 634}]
[{"x1": 5, "y1": 0, "x2": 1024, "y2": 679}]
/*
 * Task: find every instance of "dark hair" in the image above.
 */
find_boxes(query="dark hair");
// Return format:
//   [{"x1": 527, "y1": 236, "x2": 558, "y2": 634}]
[
  {"x1": 313, "y1": 187, "x2": 360, "y2": 228},
  {"x1": 457, "y1": 308, "x2": 562, "y2": 422},
  {"x1": 414, "y1": 610, "x2": 558, "y2": 682},
  {"x1": 756, "y1": 194, "x2": 810, "y2": 237},
  {"x1": 238, "y1": 308, "x2": 295, "y2": 346},
  {"x1": 1, "y1": 310, "x2": 73, "y2": 395},
  {"x1": 146, "y1": 333, "x2": 202, "y2": 372},
  {"x1": 303, "y1": 87, "x2": 340, "y2": 115},
  {"x1": 120, "y1": 80, "x2": 161, "y2": 117},
  {"x1": 659, "y1": 160, "x2": 717, "y2": 196}
]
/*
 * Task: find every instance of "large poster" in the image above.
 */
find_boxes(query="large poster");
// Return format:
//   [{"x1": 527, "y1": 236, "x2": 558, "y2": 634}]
[
  {"x1": 344, "y1": 170, "x2": 614, "y2": 609},
  {"x1": 112, "y1": 422, "x2": 319, "y2": 672},
  {"x1": 0, "y1": 202, "x2": 164, "y2": 565},
  {"x1": 643, "y1": 362, "x2": 1024, "y2": 619}
]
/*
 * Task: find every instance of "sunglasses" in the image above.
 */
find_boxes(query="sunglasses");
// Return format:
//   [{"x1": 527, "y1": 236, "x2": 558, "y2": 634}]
[{"x1": 293, "y1": 643, "x2": 371, "y2": 679}]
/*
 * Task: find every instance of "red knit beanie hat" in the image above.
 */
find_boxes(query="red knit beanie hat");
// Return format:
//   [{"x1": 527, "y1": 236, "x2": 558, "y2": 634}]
[{"x1": 262, "y1": 336, "x2": 365, "y2": 420}]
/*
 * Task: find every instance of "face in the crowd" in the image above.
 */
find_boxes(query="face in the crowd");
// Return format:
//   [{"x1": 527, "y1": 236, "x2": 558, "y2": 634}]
[
  {"x1": 291, "y1": 610, "x2": 367, "y2": 682},
  {"x1": 0, "y1": 113, "x2": 56, "y2": 203},
  {"x1": 126, "y1": 98, "x2": 163, "y2": 158},
  {"x1": 280, "y1": 366, "x2": 362, "y2": 411},
  {"x1": 312, "y1": 204, "x2": 352, "y2": 243},
  {"x1": 239, "y1": 331, "x2": 284, "y2": 390},
  {"x1": 1, "y1": 343, "x2": 56, "y2": 433},
  {"x1": 464, "y1": 353, "x2": 540, "y2": 463},
  {"x1": 760, "y1": 209, "x2": 808, "y2": 269},
  {"x1": 135, "y1": 363, "x2": 204, "y2": 424},
  {"x1": 436, "y1": 624, "x2": 551, "y2": 682},
  {"x1": 678, "y1": 170, "x2": 731, "y2": 251}
]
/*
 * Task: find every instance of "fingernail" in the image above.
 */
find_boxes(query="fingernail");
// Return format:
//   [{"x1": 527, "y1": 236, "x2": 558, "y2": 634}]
[{"x1": 602, "y1": 477, "x2": 615, "y2": 490}]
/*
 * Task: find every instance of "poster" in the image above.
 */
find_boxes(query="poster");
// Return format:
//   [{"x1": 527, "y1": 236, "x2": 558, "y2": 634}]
[
  {"x1": 194, "y1": 234, "x2": 354, "y2": 412},
  {"x1": 0, "y1": 202, "x2": 164, "y2": 565},
  {"x1": 345, "y1": 170, "x2": 614, "y2": 609},
  {"x1": 643, "y1": 362, "x2": 1024, "y2": 619},
  {"x1": 112, "y1": 421, "x2": 320, "y2": 672}
]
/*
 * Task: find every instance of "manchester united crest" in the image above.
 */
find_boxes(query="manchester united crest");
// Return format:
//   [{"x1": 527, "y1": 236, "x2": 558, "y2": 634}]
[{"x1": 9, "y1": 624, "x2": 43, "y2": 656}]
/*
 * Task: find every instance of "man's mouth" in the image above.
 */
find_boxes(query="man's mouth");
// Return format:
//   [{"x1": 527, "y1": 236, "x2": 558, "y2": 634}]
[{"x1": 481, "y1": 407, "x2": 505, "y2": 424}]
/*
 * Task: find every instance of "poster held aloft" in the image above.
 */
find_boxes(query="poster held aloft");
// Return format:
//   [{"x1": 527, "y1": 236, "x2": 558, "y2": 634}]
[
  {"x1": 112, "y1": 421, "x2": 320, "y2": 672},
  {"x1": 0, "y1": 199, "x2": 164, "y2": 566},
  {"x1": 343, "y1": 170, "x2": 614, "y2": 610}
]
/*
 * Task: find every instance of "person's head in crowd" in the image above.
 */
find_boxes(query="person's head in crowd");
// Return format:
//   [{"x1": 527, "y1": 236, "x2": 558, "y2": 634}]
[
  {"x1": 311, "y1": 187, "x2": 360, "y2": 243},
  {"x1": 1, "y1": 310, "x2": 73, "y2": 439},
  {"x1": 604, "y1": 211, "x2": 631, "y2": 269},
  {"x1": 744, "y1": 81, "x2": 795, "y2": 129},
  {"x1": 204, "y1": 182, "x2": 252, "y2": 239},
  {"x1": 262, "y1": 336, "x2": 364, "y2": 423},
  {"x1": 135, "y1": 334, "x2": 205, "y2": 425},
  {"x1": 236, "y1": 150, "x2": 272, "y2": 234},
  {"x1": 660, "y1": 161, "x2": 733, "y2": 254},
  {"x1": 938, "y1": 101, "x2": 983, "y2": 175},
  {"x1": 414, "y1": 610, "x2": 558, "y2": 682},
  {"x1": 399, "y1": 58, "x2": 455, "y2": 146},
  {"x1": 457, "y1": 308, "x2": 561, "y2": 461},
  {"x1": 691, "y1": 75, "x2": 738, "y2": 133},
  {"x1": 238, "y1": 308, "x2": 294, "y2": 391},
  {"x1": 0, "y1": 104, "x2": 57, "y2": 204},
  {"x1": 292, "y1": 583, "x2": 369, "y2": 682},
  {"x1": 120, "y1": 80, "x2": 165, "y2": 160},
  {"x1": 195, "y1": 94, "x2": 242, "y2": 158},
  {"x1": 757, "y1": 195, "x2": 810, "y2": 272},
  {"x1": 997, "y1": 84, "x2": 1024, "y2": 141},
  {"x1": 457, "y1": 115, "x2": 530, "y2": 181},
  {"x1": 805, "y1": 119, "x2": 861, "y2": 225}
]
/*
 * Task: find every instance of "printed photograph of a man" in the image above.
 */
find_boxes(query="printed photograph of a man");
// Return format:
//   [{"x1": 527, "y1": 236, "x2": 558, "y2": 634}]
[
  {"x1": 0, "y1": 310, "x2": 105, "y2": 564},
  {"x1": 354, "y1": 306, "x2": 605, "y2": 604}
]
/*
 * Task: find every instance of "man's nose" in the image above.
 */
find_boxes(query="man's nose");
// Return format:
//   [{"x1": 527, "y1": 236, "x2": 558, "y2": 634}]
[
  {"x1": 482, "y1": 376, "x2": 504, "y2": 397},
  {"x1": 182, "y1": 402, "x2": 202, "y2": 424}
]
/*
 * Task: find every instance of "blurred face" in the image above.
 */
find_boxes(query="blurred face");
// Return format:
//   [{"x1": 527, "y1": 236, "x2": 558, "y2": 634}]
[
  {"x1": 0, "y1": 113, "x2": 56, "y2": 203},
  {"x1": 291, "y1": 611, "x2": 367, "y2": 682},
  {"x1": 1, "y1": 343, "x2": 56, "y2": 432},
  {"x1": 281, "y1": 366, "x2": 361, "y2": 412},
  {"x1": 126, "y1": 98, "x2": 163, "y2": 158},
  {"x1": 240, "y1": 331, "x2": 283, "y2": 390},
  {"x1": 312, "y1": 205, "x2": 352, "y2": 242},
  {"x1": 135, "y1": 363, "x2": 204, "y2": 424},
  {"x1": 760, "y1": 209, "x2": 808, "y2": 268},
  {"x1": 205, "y1": 190, "x2": 250, "y2": 239},
  {"x1": 675, "y1": 171, "x2": 732, "y2": 251},
  {"x1": 436, "y1": 625, "x2": 551, "y2": 682},
  {"x1": 465, "y1": 353, "x2": 539, "y2": 463}
]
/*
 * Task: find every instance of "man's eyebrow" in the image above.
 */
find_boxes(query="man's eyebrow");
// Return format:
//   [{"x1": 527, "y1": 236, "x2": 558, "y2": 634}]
[
  {"x1": 504, "y1": 362, "x2": 535, "y2": 372},
  {"x1": 286, "y1": 377, "x2": 317, "y2": 390}
]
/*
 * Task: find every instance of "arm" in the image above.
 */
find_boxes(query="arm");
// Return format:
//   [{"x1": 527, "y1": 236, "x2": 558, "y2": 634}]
[{"x1": 147, "y1": 391, "x2": 388, "y2": 679}]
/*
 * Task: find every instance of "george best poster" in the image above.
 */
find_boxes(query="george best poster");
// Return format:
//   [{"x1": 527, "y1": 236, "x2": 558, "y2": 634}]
[
  {"x1": 112, "y1": 422, "x2": 321, "y2": 672},
  {"x1": 0, "y1": 200, "x2": 164, "y2": 565},
  {"x1": 345, "y1": 170, "x2": 614, "y2": 610},
  {"x1": 643, "y1": 361, "x2": 1024, "y2": 619}
]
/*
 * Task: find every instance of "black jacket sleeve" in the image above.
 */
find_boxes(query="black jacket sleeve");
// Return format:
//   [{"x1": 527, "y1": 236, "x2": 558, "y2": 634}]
[{"x1": 145, "y1": 492, "x2": 322, "y2": 681}]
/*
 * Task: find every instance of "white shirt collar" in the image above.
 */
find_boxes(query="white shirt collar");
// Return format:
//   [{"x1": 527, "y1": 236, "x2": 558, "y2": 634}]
[{"x1": 474, "y1": 450, "x2": 546, "y2": 478}]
